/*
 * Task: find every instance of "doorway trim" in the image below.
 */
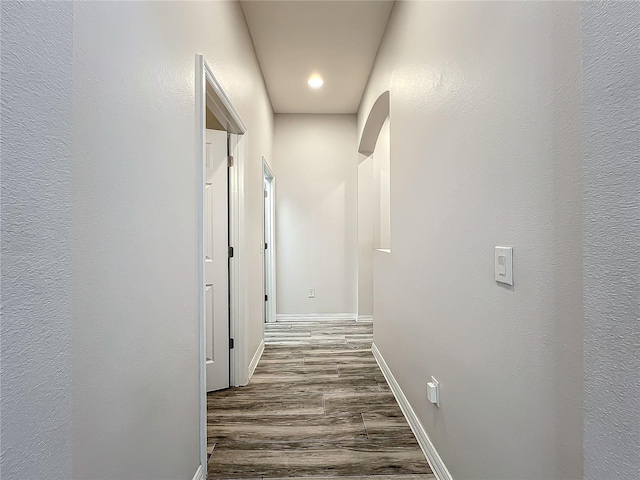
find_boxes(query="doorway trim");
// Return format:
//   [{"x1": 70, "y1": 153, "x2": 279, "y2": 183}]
[
  {"x1": 196, "y1": 54, "x2": 247, "y2": 474},
  {"x1": 263, "y1": 158, "x2": 276, "y2": 324}
]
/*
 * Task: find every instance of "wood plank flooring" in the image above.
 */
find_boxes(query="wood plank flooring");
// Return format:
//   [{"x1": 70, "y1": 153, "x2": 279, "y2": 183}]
[
  {"x1": 207, "y1": 319, "x2": 433, "y2": 480},
  {"x1": 264, "y1": 318, "x2": 374, "y2": 347}
]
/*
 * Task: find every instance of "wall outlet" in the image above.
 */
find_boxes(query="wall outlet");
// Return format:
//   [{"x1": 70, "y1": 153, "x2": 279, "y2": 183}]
[
  {"x1": 427, "y1": 376, "x2": 440, "y2": 407},
  {"x1": 308, "y1": 288, "x2": 315, "y2": 298}
]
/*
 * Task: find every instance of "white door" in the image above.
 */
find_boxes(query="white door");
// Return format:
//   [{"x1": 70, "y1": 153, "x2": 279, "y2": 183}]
[
  {"x1": 263, "y1": 180, "x2": 269, "y2": 323},
  {"x1": 205, "y1": 129, "x2": 230, "y2": 392},
  {"x1": 262, "y1": 163, "x2": 276, "y2": 324}
]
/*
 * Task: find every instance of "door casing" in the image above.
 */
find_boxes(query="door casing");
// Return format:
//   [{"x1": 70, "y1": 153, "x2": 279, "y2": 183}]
[
  {"x1": 195, "y1": 54, "x2": 248, "y2": 474},
  {"x1": 263, "y1": 158, "x2": 276, "y2": 324}
]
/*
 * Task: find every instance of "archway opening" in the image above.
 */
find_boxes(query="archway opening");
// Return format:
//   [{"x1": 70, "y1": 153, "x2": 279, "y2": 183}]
[{"x1": 357, "y1": 91, "x2": 391, "y2": 322}]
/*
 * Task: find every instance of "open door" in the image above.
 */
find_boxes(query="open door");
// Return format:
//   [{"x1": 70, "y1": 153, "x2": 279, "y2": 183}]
[
  {"x1": 205, "y1": 129, "x2": 230, "y2": 392},
  {"x1": 263, "y1": 160, "x2": 276, "y2": 323}
]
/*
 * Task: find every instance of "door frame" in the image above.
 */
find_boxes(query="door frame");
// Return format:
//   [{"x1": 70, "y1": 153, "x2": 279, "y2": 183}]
[
  {"x1": 263, "y1": 158, "x2": 276, "y2": 324},
  {"x1": 195, "y1": 54, "x2": 247, "y2": 474}
]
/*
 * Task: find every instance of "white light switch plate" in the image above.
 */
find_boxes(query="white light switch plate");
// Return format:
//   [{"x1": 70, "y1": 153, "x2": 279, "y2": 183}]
[{"x1": 495, "y1": 246, "x2": 513, "y2": 285}]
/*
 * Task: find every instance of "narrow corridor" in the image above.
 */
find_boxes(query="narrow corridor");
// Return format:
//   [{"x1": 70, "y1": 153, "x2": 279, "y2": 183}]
[{"x1": 207, "y1": 319, "x2": 433, "y2": 479}]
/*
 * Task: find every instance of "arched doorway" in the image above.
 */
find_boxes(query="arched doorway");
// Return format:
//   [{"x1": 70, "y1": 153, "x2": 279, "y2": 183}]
[{"x1": 357, "y1": 90, "x2": 390, "y2": 321}]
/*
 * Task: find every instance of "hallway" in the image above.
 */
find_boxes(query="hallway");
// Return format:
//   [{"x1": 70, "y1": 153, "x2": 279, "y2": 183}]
[
  {"x1": 3, "y1": 2, "x2": 638, "y2": 479},
  {"x1": 207, "y1": 319, "x2": 433, "y2": 479}
]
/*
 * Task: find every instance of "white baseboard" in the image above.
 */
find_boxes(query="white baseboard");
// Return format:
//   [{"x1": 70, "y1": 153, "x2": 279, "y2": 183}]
[
  {"x1": 275, "y1": 313, "x2": 357, "y2": 322},
  {"x1": 372, "y1": 343, "x2": 453, "y2": 480},
  {"x1": 247, "y1": 339, "x2": 265, "y2": 381},
  {"x1": 192, "y1": 465, "x2": 206, "y2": 480},
  {"x1": 357, "y1": 314, "x2": 374, "y2": 322}
]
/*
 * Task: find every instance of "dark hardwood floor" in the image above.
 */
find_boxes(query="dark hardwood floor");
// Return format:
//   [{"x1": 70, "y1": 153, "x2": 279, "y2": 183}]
[{"x1": 207, "y1": 319, "x2": 434, "y2": 480}]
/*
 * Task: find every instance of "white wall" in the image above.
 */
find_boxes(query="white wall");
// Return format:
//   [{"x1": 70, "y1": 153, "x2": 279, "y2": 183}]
[
  {"x1": 274, "y1": 114, "x2": 358, "y2": 315},
  {"x1": 1, "y1": 3, "x2": 73, "y2": 479},
  {"x1": 2, "y1": 2, "x2": 273, "y2": 479},
  {"x1": 581, "y1": 2, "x2": 640, "y2": 478},
  {"x1": 359, "y1": 2, "x2": 583, "y2": 479},
  {"x1": 373, "y1": 117, "x2": 391, "y2": 250},
  {"x1": 358, "y1": 115, "x2": 390, "y2": 317},
  {"x1": 357, "y1": 156, "x2": 374, "y2": 317}
]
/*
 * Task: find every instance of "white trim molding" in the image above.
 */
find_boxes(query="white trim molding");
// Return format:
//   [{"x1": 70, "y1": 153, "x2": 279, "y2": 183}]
[
  {"x1": 263, "y1": 158, "x2": 277, "y2": 324},
  {"x1": 275, "y1": 313, "x2": 357, "y2": 322},
  {"x1": 247, "y1": 339, "x2": 265, "y2": 381},
  {"x1": 196, "y1": 53, "x2": 249, "y2": 471},
  {"x1": 195, "y1": 53, "x2": 208, "y2": 475},
  {"x1": 192, "y1": 465, "x2": 206, "y2": 480},
  {"x1": 372, "y1": 343, "x2": 454, "y2": 480},
  {"x1": 357, "y1": 314, "x2": 374, "y2": 323},
  {"x1": 203, "y1": 61, "x2": 247, "y2": 134},
  {"x1": 228, "y1": 133, "x2": 248, "y2": 388}
]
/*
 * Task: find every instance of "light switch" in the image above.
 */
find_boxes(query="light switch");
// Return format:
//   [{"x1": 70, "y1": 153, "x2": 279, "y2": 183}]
[
  {"x1": 497, "y1": 255, "x2": 507, "y2": 276},
  {"x1": 495, "y1": 246, "x2": 513, "y2": 285}
]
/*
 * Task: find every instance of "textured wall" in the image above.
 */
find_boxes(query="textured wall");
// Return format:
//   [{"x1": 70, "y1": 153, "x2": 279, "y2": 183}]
[
  {"x1": 373, "y1": 117, "x2": 391, "y2": 250},
  {"x1": 582, "y1": 2, "x2": 640, "y2": 478},
  {"x1": 1, "y1": 2, "x2": 271, "y2": 477},
  {"x1": 358, "y1": 2, "x2": 584, "y2": 478},
  {"x1": 71, "y1": 2, "x2": 272, "y2": 478},
  {"x1": 274, "y1": 114, "x2": 358, "y2": 315},
  {"x1": 358, "y1": 156, "x2": 374, "y2": 316},
  {"x1": 0, "y1": 3, "x2": 73, "y2": 479}
]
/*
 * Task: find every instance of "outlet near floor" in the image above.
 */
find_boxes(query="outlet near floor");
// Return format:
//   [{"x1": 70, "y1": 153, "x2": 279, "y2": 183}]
[
  {"x1": 427, "y1": 376, "x2": 440, "y2": 407},
  {"x1": 308, "y1": 288, "x2": 315, "y2": 298}
]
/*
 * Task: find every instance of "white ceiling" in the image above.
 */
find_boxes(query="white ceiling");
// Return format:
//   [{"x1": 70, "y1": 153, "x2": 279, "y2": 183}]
[{"x1": 240, "y1": 1, "x2": 394, "y2": 114}]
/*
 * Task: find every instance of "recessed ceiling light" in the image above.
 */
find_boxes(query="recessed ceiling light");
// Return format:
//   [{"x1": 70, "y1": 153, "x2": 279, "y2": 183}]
[{"x1": 308, "y1": 75, "x2": 324, "y2": 89}]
